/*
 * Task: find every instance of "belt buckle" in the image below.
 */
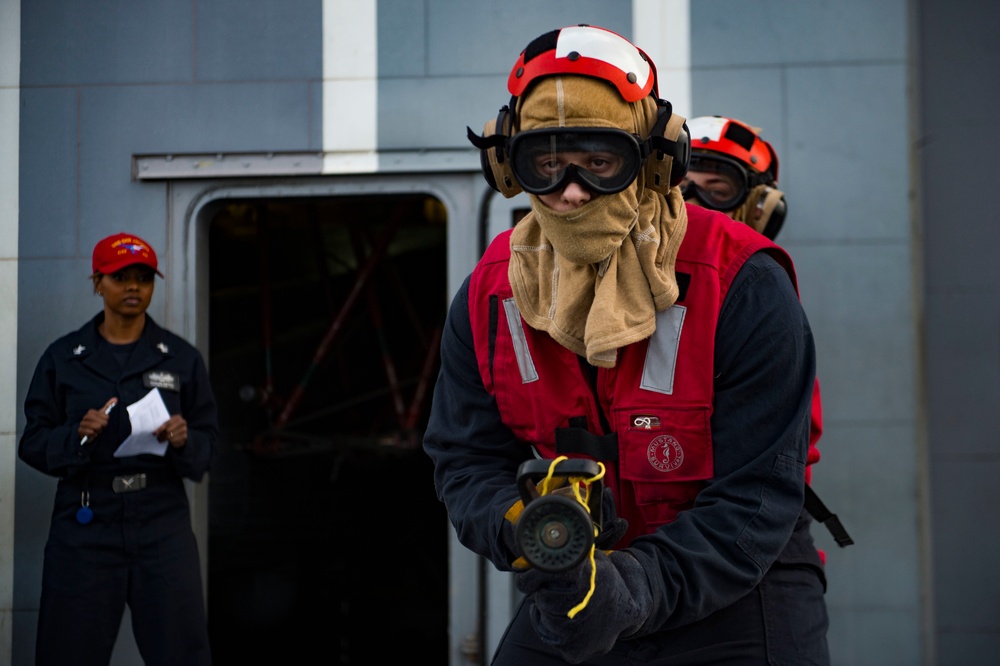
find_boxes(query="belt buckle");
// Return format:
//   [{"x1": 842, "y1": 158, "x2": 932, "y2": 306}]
[{"x1": 112, "y1": 473, "x2": 147, "y2": 494}]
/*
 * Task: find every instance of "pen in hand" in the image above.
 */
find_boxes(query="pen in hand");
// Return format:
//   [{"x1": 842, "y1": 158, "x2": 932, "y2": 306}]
[{"x1": 80, "y1": 399, "x2": 118, "y2": 446}]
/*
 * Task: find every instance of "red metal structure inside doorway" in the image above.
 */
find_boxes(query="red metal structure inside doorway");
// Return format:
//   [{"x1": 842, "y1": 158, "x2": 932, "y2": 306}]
[{"x1": 205, "y1": 193, "x2": 450, "y2": 663}]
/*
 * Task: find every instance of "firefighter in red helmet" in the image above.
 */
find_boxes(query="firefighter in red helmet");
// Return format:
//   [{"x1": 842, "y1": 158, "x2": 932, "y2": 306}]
[
  {"x1": 683, "y1": 115, "x2": 787, "y2": 240},
  {"x1": 684, "y1": 114, "x2": 854, "y2": 556},
  {"x1": 426, "y1": 25, "x2": 830, "y2": 665}
]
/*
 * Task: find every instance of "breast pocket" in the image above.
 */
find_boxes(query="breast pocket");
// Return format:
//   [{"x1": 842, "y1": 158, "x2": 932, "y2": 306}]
[{"x1": 616, "y1": 407, "x2": 714, "y2": 528}]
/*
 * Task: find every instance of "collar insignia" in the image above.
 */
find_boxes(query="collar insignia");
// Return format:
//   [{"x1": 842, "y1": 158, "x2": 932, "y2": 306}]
[
  {"x1": 73, "y1": 345, "x2": 85, "y2": 355},
  {"x1": 156, "y1": 342, "x2": 169, "y2": 354}
]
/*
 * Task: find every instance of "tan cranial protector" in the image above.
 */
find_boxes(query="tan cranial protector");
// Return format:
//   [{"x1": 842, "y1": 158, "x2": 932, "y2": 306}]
[
  {"x1": 507, "y1": 75, "x2": 689, "y2": 368},
  {"x1": 733, "y1": 184, "x2": 786, "y2": 235},
  {"x1": 481, "y1": 114, "x2": 522, "y2": 197}
]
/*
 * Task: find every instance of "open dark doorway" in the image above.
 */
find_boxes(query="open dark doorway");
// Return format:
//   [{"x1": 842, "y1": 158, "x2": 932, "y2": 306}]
[{"x1": 206, "y1": 193, "x2": 449, "y2": 663}]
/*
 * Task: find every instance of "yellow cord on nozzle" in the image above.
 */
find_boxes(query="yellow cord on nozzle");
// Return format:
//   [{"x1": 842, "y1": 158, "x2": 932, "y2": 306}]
[{"x1": 536, "y1": 457, "x2": 607, "y2": 619}]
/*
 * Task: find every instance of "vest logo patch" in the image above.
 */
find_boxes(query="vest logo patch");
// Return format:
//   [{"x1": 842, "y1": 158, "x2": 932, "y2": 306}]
[
  {"x1": 647, "y1": 434, "x2": 684, "y2": 472},
  {"x1": 143, "y1": 371, "x2": 180, "y2": 392}
]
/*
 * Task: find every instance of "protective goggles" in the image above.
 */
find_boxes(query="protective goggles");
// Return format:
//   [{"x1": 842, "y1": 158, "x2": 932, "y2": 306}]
[
  {"x1": 681, "y1": 153, "x2": 772, "y2": 211},
  {"x1": 508, "y1": 128, "x2": 646, "y2": 195}
]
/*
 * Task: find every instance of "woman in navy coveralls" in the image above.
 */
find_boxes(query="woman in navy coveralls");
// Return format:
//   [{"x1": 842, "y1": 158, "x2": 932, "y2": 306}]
[{"x1": 19, "y1": 232, "x2": 218, "y2": 666}]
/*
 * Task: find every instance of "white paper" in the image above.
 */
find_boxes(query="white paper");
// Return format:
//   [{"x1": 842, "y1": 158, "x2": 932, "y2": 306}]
[{"x1": 113, "y1": 388, "x2": 171, "y2": 458}]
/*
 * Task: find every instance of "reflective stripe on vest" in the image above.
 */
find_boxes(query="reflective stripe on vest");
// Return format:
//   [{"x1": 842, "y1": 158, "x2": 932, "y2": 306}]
[
  {"x1": 640, "y1": 305, "x2": 687, "y2": 395},
  {"x1": 502, "y1": 297, "x2": 538, "y2": 383},
  {"x1": 500, "y1": 297, "x2": 687, "y2": 394}
]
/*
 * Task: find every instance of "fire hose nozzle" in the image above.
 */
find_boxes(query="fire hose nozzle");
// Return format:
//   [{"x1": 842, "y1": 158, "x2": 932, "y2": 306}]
[{"x1": 515, "y1": 458, "x2": 604, "y2": 572}]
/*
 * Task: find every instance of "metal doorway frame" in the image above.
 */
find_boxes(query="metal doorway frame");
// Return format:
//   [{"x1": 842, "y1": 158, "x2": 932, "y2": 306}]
[{"x1": 158, "y1": 171, "x2": 521, "y2": 665}]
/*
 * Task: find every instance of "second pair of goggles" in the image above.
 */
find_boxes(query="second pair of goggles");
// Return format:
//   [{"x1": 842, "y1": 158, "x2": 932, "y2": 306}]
[
  {"x1": 682, "y1": 152, "x2": 774, "y2": 212},
  {"x1": 508, "y1": 127, "x2": 648, "y2": 195}
]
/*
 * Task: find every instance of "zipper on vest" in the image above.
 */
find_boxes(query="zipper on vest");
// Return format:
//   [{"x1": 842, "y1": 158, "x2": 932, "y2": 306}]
[
  {"x1": 578, "y1": 356, "x2": 613, "y2": 434},
  {"x1": 487, "y1": 294, "x2": 498, "y2": 385}
]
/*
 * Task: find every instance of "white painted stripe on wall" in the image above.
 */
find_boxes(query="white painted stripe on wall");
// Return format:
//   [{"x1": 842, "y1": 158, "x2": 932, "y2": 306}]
[
  {"x1": 322, "y1": 0, "x2": 378, "y2": 173},
  {"x1": 0, "y1": 0, "x2": 20, "y2": 659},
  {"x1": 632, "y1": 0, "x2": 691, "y2": 120}
]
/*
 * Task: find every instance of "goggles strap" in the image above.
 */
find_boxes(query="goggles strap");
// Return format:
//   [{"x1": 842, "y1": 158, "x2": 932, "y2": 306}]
[
  {"x1": 467, "y1": 126, "x2": 505, "y2": 151},
  {"x1": 643, "y1": 100, "x2": 681, "y2": 160},
  {"x1": 648, "y1": 135, "x2": 685, "y2": 161}
]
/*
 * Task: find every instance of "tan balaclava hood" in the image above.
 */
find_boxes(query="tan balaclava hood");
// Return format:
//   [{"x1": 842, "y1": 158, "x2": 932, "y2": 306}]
[{"x1": 508, "y1": 75, "x2": 688, "y2": 368}]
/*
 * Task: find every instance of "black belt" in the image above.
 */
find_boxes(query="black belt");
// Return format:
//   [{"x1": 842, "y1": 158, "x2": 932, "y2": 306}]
[{"x1": 72, "y1": 469, "x2": 178, "y2": 494}]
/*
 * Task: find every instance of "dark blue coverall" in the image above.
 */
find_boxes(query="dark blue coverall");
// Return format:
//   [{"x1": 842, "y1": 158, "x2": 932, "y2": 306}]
[{"x1": 19, "y1": 313, "x2": 218, "y2": 666}]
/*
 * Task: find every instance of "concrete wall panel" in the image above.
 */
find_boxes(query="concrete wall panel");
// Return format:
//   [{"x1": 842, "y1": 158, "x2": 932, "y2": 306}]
[
  {"x1": 18, "y1": 88, "x2": 81, "y2": 258},
  {"x1": 792, "y1": 243, "x2": 916, "y2": 423},
  {"x1": 926, "y1": 293, "x2": 1000, "y2": 457},
  {"x1": 786, "y1": 64, "x2": 909, "y2": 242},
  {"x1": 690, "y1": 0, "x2": 906, "y2": 67},
  {"x1": 21, "y1": 1, "x2": 194, "y2": 86},
  {"x1": 197, "y1": 0, "x2": 322, "y2": 81},
  {"x1": 425, "y1": 0, "x2": 631, "y2": 77}
]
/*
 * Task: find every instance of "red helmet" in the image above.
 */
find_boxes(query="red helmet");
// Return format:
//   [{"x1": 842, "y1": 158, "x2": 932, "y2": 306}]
[
  {"x1": 687, "y1": 115, "x2": 778, "y2": 180},
  {"x1": 684, "y1": 116, "x2": 786, "y2": 239},
  {"x1": 507, "y1": 25, "x2": 657, "y2": 102},
  {"x1": 468, "y1": 25, "x2": 689, "y2": 197}
]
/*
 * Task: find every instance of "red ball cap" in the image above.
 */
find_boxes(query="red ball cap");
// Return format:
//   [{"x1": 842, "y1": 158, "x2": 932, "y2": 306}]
[{"x1": 91, "y1": 232, "x2": 164, "y2": 277}]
